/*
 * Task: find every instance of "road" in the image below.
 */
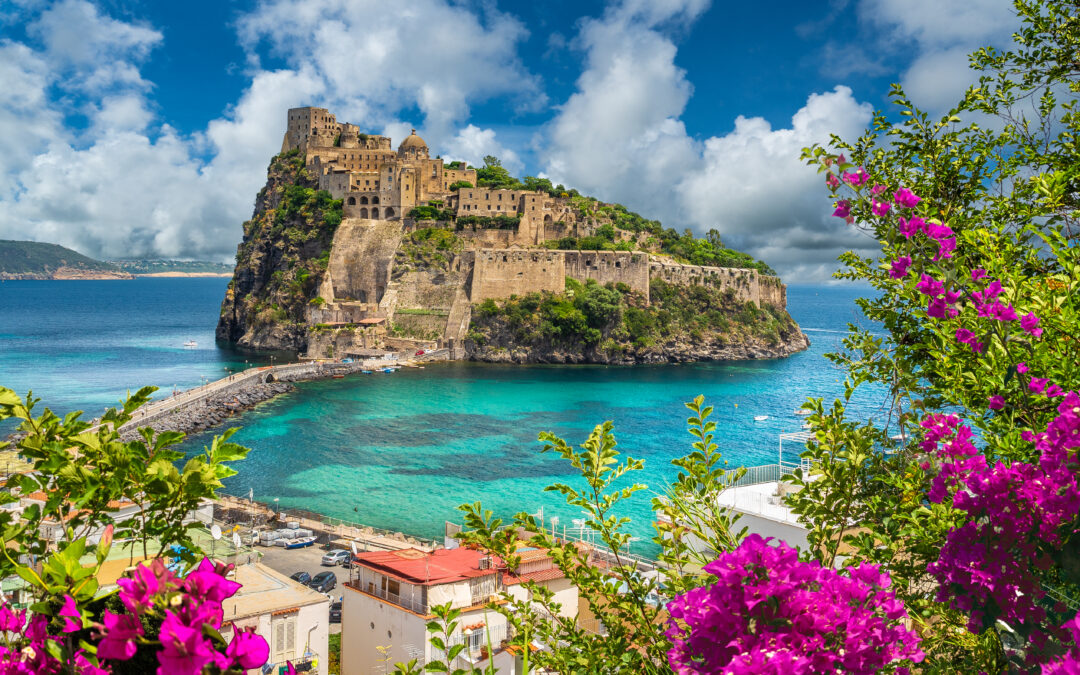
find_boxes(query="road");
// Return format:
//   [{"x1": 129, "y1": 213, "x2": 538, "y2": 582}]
[{"x1": 255, "y1": 543, "x2": 349, "y2": 635}]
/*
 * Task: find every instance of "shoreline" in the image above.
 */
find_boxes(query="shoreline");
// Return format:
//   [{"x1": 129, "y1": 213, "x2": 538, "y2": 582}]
[{"x1": 135, "y1": 272, "x2": 233, "y2": 278}]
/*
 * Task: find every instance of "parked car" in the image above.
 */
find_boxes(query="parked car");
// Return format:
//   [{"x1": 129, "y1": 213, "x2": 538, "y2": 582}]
[
  {"x1": 308, "y1": 571, "x2": 337, "y2": 593},
  {"x1": 289, "y1": 571, "x2": 311, "y2": 585},
  {"x1": 321, "y1": 549, "x2": 351, "y2": 566},
  {"x1": 329, "y1": 600, "x2": 342, "y2": 624}
]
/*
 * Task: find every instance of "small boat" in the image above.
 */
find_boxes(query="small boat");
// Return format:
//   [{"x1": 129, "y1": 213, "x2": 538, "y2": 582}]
[
  {"x1": 361, "y1": 370, "x2": 373, "y2": 374},
  {"x1": 183, "y1": 340, "x2": 197, "y2": 349},
  {"x1": 381, "y1": 368, "x2": 395, "y2": 373},
  {"x1": 332, "y1": 374, "x2": 344, "y2": 379},
  {"x1": 794, "y1": 409, "x2": 811, "y2": 416},
  {"x1": 284, "y1": 536, "x2": 317, "y2": 550},
  {"x1": 801, "y1": 422, "x2": 811, "y2": 430},
  {"x1": 754, "y1": 415, "x2": 769, "y2": 422}
]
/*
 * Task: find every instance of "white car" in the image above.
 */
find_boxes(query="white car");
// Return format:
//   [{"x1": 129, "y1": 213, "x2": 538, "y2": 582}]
[{"x1": 321, "y1": 549, "x2": 351, "y2": 566}]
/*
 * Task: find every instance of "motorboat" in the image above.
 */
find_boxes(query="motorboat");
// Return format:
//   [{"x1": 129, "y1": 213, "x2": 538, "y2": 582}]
[
  {"x1": 183, "y1": 340, "x2": 197, "y2": 349},
  {"x1": 794, "y1": 409, "x2": 811, "y2": 416},
  {"x1": 361, "y1": 370, "x2": 373, "y2": 374},
  {"x1": 284, "y1": 536, "x2": 317, "y2": 550},
  {"x1": 754, "y1": 415, "x2": 769, "y2": 422}
]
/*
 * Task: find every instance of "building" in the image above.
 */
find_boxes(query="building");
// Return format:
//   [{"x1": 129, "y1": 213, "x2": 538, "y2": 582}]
[
  {"x1": 221, "y1": 562, "x2": 331, "y2": 675},
  {"x1": 341, "y1": 546, "x2": 571, "y2": 674}
]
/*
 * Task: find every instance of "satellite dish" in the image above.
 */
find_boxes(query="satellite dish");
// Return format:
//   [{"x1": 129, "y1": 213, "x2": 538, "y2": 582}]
[
  {"x1": 233, "y1": 532, "x2": 242, "y2": 549},
  {"x1": 211, "y1": 524, "x2": 222, "y2": 540}
]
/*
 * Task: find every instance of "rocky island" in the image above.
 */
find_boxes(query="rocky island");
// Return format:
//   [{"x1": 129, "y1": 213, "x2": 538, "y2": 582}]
[{"x1": 217, "y1": 107, "x2": 809, "y2": 363}]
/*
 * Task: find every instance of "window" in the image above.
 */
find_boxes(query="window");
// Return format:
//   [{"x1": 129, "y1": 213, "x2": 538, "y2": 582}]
[
  {"x1": 381, "y1": 576, "x2": 401, "y2": 596},
  {"x1": 271, "y1": 613, "x2": 297, "y2": 665},
  {"x1": 466, "y1": 629, "x2": 484, "y2": 652}
]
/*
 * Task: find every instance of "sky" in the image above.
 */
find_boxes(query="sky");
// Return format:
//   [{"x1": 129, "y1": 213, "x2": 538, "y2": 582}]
[{"x1": 0, "y1": 0, "x2": 1022, "y2": 281}]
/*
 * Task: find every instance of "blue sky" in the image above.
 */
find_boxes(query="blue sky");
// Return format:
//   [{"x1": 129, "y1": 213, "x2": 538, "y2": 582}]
[{"x1": 0, "y1": 0, "x2": 1021, "y2": 280}]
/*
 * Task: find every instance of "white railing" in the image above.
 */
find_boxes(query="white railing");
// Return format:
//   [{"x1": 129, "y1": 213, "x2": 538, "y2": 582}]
[
  {"x1": 448, "y1": 623, "x2": 509, "y2": 651},
  {"x1": 358, "y1": 584, "x2": 429, "y2": 615}
]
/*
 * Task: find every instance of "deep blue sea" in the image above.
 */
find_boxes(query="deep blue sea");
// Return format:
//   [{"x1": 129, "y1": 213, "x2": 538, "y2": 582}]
[{"x1": 0, "y1": 278, "x2": 884, "y2": 553}]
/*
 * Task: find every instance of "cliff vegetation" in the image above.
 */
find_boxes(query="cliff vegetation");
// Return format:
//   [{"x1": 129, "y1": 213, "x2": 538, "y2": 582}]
[
  {"x1": 466, "y1": 276, "x2": 806, "y2": 364},
  {"x1": 0, "y1": 240, "x2": 132, "y2": 279},
  {"x1": 216, "y1": 149, "x2": 342, "y2": 349}
]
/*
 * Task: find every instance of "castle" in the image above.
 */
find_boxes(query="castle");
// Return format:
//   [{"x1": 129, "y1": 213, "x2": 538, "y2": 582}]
[
  {"x1": 275, "y1": 107, "x2": 788, "y2": 358},
  {"x1": 283, "y1": 107, "x2": 594, "y2": 246}
]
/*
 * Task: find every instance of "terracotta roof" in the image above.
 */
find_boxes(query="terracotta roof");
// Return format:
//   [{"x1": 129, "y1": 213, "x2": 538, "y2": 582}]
[
  {"x1": 352, "y1": 547, "x2": 497, "y2": 586},
  {"x1": 503, "y1": 568, "x2": 565, "y2": 586},
  {"x1": 358, "y1": 318, "x2": 385, "y2": 325}
]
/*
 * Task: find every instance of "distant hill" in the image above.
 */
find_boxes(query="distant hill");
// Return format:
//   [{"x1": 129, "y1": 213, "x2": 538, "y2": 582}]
[{"x1": 0, "y1": 240, "x2": 131, "y2": 279}]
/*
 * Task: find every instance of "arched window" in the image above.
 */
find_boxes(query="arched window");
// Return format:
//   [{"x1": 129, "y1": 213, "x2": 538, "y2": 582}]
[
  {"x1": 347, "y1": 196, "x2": 356, "y2": 205},
  {"x1": 360, "y1": 196, "x2": 368, "y2": 205},
  {"x1": 372, "y1": 207, "x2": 380, "y2": 219},
  {"x1": 385, "y1": 207, "x2": 395, "y2": 218},
  {"x1": 360, "y1": 208, "x2": 368, "y2": 218},
  {"x1": 372, "y1": 196, "x2": 380, "y2": 204}
]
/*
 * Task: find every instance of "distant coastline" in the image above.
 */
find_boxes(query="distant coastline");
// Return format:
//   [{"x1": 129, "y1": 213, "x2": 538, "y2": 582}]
[
  {"x1": 135, "y1": 272, "x2": 233, "y2": 278},
  {"x1": 0, "y1": 267, "x2": 133, "y2": 281}
]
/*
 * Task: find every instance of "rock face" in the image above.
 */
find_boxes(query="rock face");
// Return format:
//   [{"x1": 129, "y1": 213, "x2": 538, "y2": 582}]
[
  {"x1": 468, "y1": 331, "x2": 810, "y2": 365},
  {"x1": 216, "y1": 150, "x2": 342, "y2": 352}
]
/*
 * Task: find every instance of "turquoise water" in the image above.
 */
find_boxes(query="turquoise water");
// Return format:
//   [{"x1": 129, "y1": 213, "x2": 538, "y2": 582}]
[{"x1": 0, "y1": 278, "x2": 883, "y2": 552}]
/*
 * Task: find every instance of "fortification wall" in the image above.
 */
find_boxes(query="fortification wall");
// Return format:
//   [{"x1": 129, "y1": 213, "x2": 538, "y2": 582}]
[
  {"x1": 469, "y1": 249, "x2": 565, "y2": 301},
  {"x1": 564, "y1": 251, "x2": 650, "y2": 296},
  {"x1": 759, "y1": 275, "x2": 786, "y2": 308},
  {"x1": 650, "y1": 262, "x2": 760, "y2": 305}
]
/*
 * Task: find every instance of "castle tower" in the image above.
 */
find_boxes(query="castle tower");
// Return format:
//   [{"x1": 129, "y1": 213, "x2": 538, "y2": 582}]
[{"x1": 397, "y1": 129, "x2": 429, "y2": 160}]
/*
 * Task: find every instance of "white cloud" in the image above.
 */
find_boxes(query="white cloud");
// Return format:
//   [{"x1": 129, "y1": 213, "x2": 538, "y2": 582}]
[
  {"x1": 0, "y1": 0, "x2": 545, "y2": 262},
  {"x1": 235, "y1": 0, "x2": 543, "y2": 142},
  {"x1": 540, "y1": 0, "x2": 875, "y2": 281},
  {"x1": 442, "y1": 125, "x2": 523, "y2": 175},
  {"x1": 859, "y1": 0, "x2": 1017, "y2": 47}
]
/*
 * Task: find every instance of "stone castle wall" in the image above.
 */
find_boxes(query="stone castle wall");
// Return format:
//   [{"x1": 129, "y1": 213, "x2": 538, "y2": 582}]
[
  {"x1": 563, "y1": 251, "x2": 650, "y2": 297},
  {"x1": 759, "y1": 275, "x2": 786, "y2": 307},
  {"x1": 467, "y1": 249, "x2": 566, "y2": 301},
  {"x1": 648, "y1": 262, "x2": 761, "y2": 306}
]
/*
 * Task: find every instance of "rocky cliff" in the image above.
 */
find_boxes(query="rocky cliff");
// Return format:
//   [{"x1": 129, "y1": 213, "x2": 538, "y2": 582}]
[
  {"x1": 216, "y1": 150, "x2": 342, "y2": 351},
  {"x1": 465, "y1": 277, "x2": 809, "y2": 364}
]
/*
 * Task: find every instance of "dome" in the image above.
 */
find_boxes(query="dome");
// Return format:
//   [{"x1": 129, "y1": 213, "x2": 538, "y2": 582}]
[{"x1": 398, "y1": 129, "x2": 427, "y2": 150}]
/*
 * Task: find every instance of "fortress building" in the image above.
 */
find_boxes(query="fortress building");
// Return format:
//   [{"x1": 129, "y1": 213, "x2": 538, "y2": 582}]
[{"x1": 282, "y1": 107, "x2": 584, "y2": 245}]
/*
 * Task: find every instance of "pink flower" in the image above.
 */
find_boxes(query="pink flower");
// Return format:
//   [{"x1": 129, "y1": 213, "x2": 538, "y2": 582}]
[
  {"x1": 225, "y1": 627, "x2": 270, "y2": 670},
  {"x1": 1020, "y1": 312, "x2": 1043, "y2": 337},
  {"x1": 988, "y1": 395, "x2": 1005, "y2": 411},
  {"x1": 871, "y1": 184, "x2": 887, "y2": 195},
  {"x1": 983, "y1": 280, "x2": 1003, "y2": 301},
  {"x1": 1046, "y1": 384, "x2": 1064, "y2": 398},
  {"x1": 1029, "y1": 377, "x2": 1049, "y2": 394},
  {"x1": 889, "y1": 256, "x2": 912, "y2": 279},
  {"x1": 836, "y1": 153, "x2": 847, "y2": 164},
  {"x1": 117, "y1": 560, "x2": 173, "y2": 615},
  {"x1": 915, "y1": 274, "x2": 945, "y2": 298},
  {"x1": 826, "y1": 173, "x2": 840, "y2": 189},
  {"x1": 832, "y1": 200, "x2": 851, "y2": 218},
  {"x1": 1017, "y1": 362, "x2": 1029, "y2": 374},
  {"x1": 927, "y1": 298, "x2": 958, "y2": 319},
  {"x1": 871, "y1": 199, "x2": 891, "y2": 216},
  {"x1": 970, "y1": 268, "x2": 987, "y2": 281},
  {"x1": 934, "y1": 237, "x2": 956, "y2": 261},
  {"x1": 97, "y1": 611, "x2": 143, "y2": 661},
  {"x1": 893, "y1": 187, "x2": 921, "y2": 208},
  {"x1": 184, "y1": 558, "x2": 242, "y2": 605},
  {"x1": 898, "y1": 216, "x2": 924, "y2": 238},
  {"x1": 158, "y1": 611, "x2": 217, "y2": 675},
  {"x1": 843, "y1": 168, "x2": 869, "y2": 187},
  {"x1": 992, "y1": 303, "x2": 1018, "y2": 322},
  {"x1": 73, "y1": 649, "x2": 110, "y2": 675},
  {"x1": 59, "y1": 594, "x2": 81, "y2": 633},
  {"x1": 955, "y1": 329, "x2": 976, "y2": 345},
  {"x1": 924, "y1": 222, "x2": 954, "y2": 241}
]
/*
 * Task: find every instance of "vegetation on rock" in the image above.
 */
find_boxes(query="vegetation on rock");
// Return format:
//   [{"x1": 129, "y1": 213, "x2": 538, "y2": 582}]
[{"x1": 0, "y1": 240, "x2": 120, "y2": 276}]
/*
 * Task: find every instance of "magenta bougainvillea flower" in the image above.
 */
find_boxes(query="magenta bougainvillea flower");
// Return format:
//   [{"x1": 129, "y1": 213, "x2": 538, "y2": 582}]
[
  {"x1": 1021, "y1": 312, "x2": 1043, "y2": 337},
  {"x1": 893, "y1": 187, "x2": 921, "y2": 208},
  {"x1": 889, "y1": 256, "x2": 912, "y2": 279},
  {"x1": 832, "y1": 200, "x2": 851, "y2": 218},
  {"x1": 666, "y1": 535, "x2": 923, "y2": 674},
  {"x1": 59, "y1": 595, "x2": 82, "y2": 634}
]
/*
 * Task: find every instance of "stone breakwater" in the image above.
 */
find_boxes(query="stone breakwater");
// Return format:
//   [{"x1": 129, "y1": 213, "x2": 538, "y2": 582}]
[{"x1": 117, "y1": 381, "x2": 294, "y2": 441}]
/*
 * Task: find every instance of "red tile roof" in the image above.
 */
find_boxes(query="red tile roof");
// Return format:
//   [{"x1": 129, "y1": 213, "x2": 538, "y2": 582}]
[
  {"x1": 504, "y1": 568, "x2": 565, "y2": 586},
  {"x1": 352, "y1": 548, "x2": 498, "y2": 586}
]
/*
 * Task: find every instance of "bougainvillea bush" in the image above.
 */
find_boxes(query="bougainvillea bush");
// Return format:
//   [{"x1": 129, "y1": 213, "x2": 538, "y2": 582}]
[{"x1": 0, "y1": 385, "x2": 284, "y2": 674}]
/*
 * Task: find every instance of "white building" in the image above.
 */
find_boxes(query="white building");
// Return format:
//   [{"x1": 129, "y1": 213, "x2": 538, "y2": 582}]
[
  {"x1": 221, "y1": 563, "x2": 331, "y2": 675},
  {"x1": 341, "y1": 546, "x2": 573, "y2": 674}
]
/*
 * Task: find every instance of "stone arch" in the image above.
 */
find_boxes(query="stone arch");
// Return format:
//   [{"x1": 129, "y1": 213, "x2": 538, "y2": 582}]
[
  {"x1": 543, "y1": 214, "x2": 552, "y2": 225},
  {"x1": 385, "y1": 207, "x2": 395, "y2": 218},
  {"x1": 372, "y1": 196, "x2": 380, "y2": 204},
  {"x1": 360, "y1": 196, "x2": 369, "y2": 205},
  {"x1": 360, "y1": 207, "x2": 368, "y2": 218},
  {"x1": 347, "y1": 196, "x2": 356, "y2": 205},
  {"x1": 372, "y1": 207, "x2": 380, "y2": 219}
]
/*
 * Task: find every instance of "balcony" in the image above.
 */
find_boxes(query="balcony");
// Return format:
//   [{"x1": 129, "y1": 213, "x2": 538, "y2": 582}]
[{"x1": 351, "y1": 582, "x2": 429, "y2": 615}]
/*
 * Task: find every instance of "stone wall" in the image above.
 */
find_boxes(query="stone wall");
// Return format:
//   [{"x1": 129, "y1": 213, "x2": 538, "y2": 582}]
[
  {"x1": 468, "y1": 249, "x2": 565, "y2": 301},
  {"x1": 759, "y1": 275, "x2": 786, "y2": 307},
  {"x1": 649, "y1": 262, "x2": 760, "y2": 305},
  {"x1": 563, "y1": 251, "x2": 650, "y2": 296}
]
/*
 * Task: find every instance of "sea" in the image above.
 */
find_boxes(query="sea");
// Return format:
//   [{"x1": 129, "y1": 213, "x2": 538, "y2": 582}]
[{"x1": 0, "y1": 278, "x2": 885, "y2": 554}]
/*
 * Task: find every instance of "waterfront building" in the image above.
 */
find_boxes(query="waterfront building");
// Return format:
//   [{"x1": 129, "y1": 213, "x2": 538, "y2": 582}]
[
  {"x1": 341, "y1": 545, "x2": 574, "y2": 674},
  {"x1": 221, "y1": 562, "x2": 331, "y2": 675}
]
